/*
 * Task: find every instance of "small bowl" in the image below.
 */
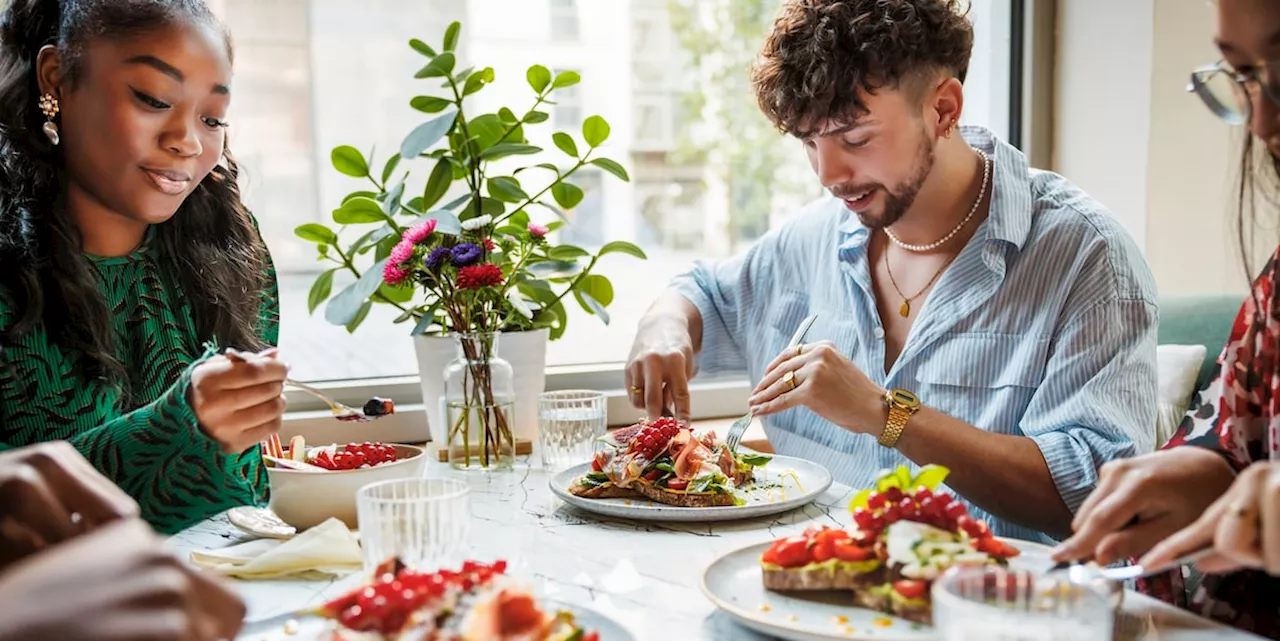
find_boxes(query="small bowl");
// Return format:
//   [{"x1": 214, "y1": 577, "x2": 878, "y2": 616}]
[{"x1": 266, "y1": 443, "x2": 427, "y2": 530}]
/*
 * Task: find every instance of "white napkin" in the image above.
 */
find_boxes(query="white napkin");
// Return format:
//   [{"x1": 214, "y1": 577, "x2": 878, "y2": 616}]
[{"x1": 190, "y1": 518, "x2": 363, "y2": 580}]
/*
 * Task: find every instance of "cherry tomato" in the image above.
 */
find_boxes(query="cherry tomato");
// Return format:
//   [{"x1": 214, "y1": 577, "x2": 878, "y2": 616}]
[
  {"x1": 643, "y1": 469, "x2": 661, "y2": 482},
  {"x1": 893, "y1": 580, "x2": 928, "y2": 600},
  {"x1": 811, "y1": 537, "x2": 835, "y2": 563},
  {"x1": 833, "y1": 541, "x2": 876, "y2": 562},
  {"x1": 762, "y1": 535, "x2": 811, "y2": 568},
  {"x1": 665, "y1": 478, "x2": 689, "y2": 491}
]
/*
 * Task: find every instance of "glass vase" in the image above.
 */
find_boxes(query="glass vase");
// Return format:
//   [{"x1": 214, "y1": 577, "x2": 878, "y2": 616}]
[{"x1": 443, "y1": 332, "x2": 515, "y2": 471}]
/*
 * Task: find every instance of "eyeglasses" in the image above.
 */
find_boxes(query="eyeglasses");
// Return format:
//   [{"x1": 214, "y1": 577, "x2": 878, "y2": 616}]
[{"x1": 1188, "y1": 59, "x2": 1280, "y2": 125}]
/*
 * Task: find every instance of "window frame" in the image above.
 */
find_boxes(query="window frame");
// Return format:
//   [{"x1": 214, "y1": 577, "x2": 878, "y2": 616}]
[{"x1": 273, "y1": 0, "x2": 1038, "y2": 431}]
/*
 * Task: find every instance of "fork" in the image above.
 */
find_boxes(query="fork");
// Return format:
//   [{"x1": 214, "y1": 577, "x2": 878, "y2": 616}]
[
  {"x1": 724, "y1": 313, "x2": 819, "y2": 453},
  {"x1": 221, "y1": 347, "x2": 370, "y2": 422},
  {"x1": 286, "y1": 379, "x2": 370, "y2": 422}
]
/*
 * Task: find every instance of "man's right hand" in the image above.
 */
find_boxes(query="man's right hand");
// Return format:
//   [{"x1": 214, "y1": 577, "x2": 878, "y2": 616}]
[
  {"x1": 626, "y1": 313, "x2": 696, "y2": 422},
  {"x1": 0, "y1": 519, "x2": 245, "y2": 641}
]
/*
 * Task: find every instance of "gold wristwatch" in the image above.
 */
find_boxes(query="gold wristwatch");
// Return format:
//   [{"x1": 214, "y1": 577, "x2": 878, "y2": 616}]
[{"x1": 879, "y1": 388, "x2": 921, "y2": 448}]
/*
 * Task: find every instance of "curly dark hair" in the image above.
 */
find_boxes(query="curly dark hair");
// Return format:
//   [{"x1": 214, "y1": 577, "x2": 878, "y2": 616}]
[
  {"x1": 751, "y1": 0, "x2": 974, "y2": 138},
  {"x1": 0, "y1": 0, "x2": 268, "y2": 393}
]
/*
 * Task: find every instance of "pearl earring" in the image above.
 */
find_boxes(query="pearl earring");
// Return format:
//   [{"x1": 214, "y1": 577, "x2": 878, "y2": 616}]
[{"x1": 38, "y1": 93, "x2": 59, "y2": 145}]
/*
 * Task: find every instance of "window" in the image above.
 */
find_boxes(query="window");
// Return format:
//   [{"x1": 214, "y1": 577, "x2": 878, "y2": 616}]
[
  {"x1": 549, "y1": 0, "x2": 581, "y2": 40},
  {"x1": 210, "y1": 0, "x2": 1019, "y2": 411}
]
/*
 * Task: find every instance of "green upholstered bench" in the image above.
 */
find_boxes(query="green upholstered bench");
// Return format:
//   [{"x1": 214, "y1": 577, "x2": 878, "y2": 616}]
[{"x1": 1157, "y1": 294, "x2": 1242, "y2": 390}]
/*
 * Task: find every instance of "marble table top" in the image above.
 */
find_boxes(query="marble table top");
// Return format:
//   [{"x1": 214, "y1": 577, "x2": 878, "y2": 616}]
[{"x1": 168, "y1": 451, "x2": 1264, "y2": 640}]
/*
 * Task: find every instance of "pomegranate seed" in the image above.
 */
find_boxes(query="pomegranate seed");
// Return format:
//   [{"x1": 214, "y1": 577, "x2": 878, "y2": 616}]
[
  {"x1": 867, "y1": 491, "x2": 886, "y2": 510},
  {"x1": 913, "y1": 486, "x2": 933, "y2": 502},
  {"x1": 883, "y1": 504, "x2": 901, "y2": 524},
  {"x1": 944, "y1": 500, "x2": 968, "y2": 519},
  {"x1": 853, "y1": 508, "x2": 875, "y2": 530},
  {"x1": 884, "y1": 487, "x2": 905, "y2": 503}
]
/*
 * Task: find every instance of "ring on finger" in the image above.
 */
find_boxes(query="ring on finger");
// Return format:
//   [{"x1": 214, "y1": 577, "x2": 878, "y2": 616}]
[
  {"x1": 783, "y1": 371, "x2": 798, "y2": 391},
  {"x1": 630, "y1": 386, "x2": 643, "y2": 394}
]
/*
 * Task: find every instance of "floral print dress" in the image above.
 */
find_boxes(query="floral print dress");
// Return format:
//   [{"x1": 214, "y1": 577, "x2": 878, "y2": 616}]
[{"x1": 1140, "y1": 250, "x2": 1280, "y2": 637}]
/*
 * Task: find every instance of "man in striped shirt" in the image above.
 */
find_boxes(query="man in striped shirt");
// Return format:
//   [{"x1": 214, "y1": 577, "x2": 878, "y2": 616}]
[{"x1": 624, "y1": 0, "x2": 1157, "y2": 543}]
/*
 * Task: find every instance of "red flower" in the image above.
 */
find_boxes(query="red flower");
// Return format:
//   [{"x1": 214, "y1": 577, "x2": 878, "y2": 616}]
[
  {"x1": 456, "y1": 263, "x2": 504, "y2": 290},
  {"x1": 484, "y1": 238, "x2": 496, "y2": 251}
]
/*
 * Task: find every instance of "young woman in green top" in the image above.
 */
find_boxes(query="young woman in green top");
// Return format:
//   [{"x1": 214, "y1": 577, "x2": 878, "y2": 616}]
[{"x1": 0, "y1": 0, "x2": 289, "y2": 534}]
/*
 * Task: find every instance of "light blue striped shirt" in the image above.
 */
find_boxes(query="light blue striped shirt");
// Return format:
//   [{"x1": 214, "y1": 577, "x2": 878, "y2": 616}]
[{"x1": 671, "y1": 127, "x2": 1158, "y2": 544}]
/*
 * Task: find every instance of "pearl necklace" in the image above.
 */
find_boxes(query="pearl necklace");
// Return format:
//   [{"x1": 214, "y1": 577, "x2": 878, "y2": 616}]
[{"x1": 885, "y1": 148, "x2": 991, "y2": 253}]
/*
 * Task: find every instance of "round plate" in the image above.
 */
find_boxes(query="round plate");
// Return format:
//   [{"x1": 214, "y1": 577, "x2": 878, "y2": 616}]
[
  {"x1": 237, "y1": 599, "x2": 635, "y2": 640},
  {"x1": 700, "y1": 538, "x2": 1055, "y2": 641},
  {"x1": 227, "y1": 506, "x2": 296, "y2": 540},
  {"x1": 548, "y1": 455, "x2": 834, "y2": 522}
]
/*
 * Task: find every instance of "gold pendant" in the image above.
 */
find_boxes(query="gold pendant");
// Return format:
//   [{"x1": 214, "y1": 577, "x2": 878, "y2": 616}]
[{"x1": 899, "y1": 300, "x2": 910, "y2": 317}]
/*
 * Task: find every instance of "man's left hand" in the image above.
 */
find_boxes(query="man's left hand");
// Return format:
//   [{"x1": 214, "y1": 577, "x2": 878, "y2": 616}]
[{"x1": 748, "y1": 341, "x2": 885, "y2": 434}]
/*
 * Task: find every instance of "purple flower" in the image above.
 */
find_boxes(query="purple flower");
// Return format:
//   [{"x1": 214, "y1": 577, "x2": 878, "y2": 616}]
[
  {"x1": 425, "y1": 246, "x2": 452, "y2": 271},
  {"x1": 450, "y1": 242, "x2": 483, "y2": 267}
]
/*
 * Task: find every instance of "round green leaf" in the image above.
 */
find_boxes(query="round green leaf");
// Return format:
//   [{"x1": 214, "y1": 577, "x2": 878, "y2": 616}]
[
  {"x1": 333, "y1": 197, "x2": 388, "y2": 224},
  {"x1": 598, "y1": 240, "x2": 647, "y2": 260},
  {"x1": 378, "y1": 282, "x2": 415, "y2": 304},
  {"x1": 487, "y1": 176, "x2": 529, "y2": 203},
  {"x1": 342, "y1": 190, "x2": 379, "y2": 204},
  {"x1": 409, "y1": 38, "x2": 437, "y2": 57},
  {"x1": 590, "y1": 158, "x2": 630, "y2": 182},
  {"x1": 550, "y1": 182, "x2": 584, "y2": 210},
  {"x1": 307, "y1": 268, "x2": 337, "y2": 314},
  {"x1": 410, "y1": 95, "x2": 453, "y2": 113},
  {"x1": 443, "y1": 21, "x2": 461, "y2": 52},
  {"x1": 401, "y1": 110, "x2": 458, "y2": 159},
  {"x1": 582, "y1": 115, "x2": 610, "y2": 147},
  {"x1": 552, "y1": 132, "x2": 579, "y2": 158},
  {"x1": 414, "y1": 52, "x2": 456, "y2": 79},
  {"x1": 579, "y1": 274, "x2": 614, "y2": 306},
  {"x1": 548, "y1": 245, "x2": 589, "y2": 261},
  {"x1": 552, "y1": 70, "x2": 581, "y2": 89},
  {"x1": 380, "y1": 154, "x2": 402, "y2": 184},
  {"x1": 524, "y1": 110, "x2": 550, "y2": 124},
  {"x1": 295, "y1": 223, "x2": 337, "y2": 245},
  {"x1": 527, "y1": 64, "x2": 551, "y2": 93},
  {"x1": 331, "y1": 146, "x2": 368, "y2": 178}
]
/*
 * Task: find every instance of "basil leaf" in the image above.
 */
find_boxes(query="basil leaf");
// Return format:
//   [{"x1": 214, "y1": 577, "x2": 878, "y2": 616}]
[{"x1": 739, "y1": 453, "x2": 773, "y2": 467}]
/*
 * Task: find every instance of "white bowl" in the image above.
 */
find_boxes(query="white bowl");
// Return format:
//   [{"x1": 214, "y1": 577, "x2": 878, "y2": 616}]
[{"x1": 266, "y1": 443, "x2": 427, "y2": 530}]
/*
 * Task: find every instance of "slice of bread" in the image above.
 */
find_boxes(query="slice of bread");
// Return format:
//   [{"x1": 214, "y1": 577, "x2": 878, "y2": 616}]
[
  {"x1": 632, "y1": 480, "x2": 737, "y2": 507},
  {"x1": 762, "y1": 563, "x2": 885, "y2": 591},
  {"x1": 568, "y1": 480, "x2": 640, "y2": 500}
]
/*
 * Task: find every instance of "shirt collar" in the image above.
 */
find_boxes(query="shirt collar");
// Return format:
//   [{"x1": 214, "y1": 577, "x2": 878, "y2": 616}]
[{"x1": 836, "y1": 125, "x2": 1034, "y2": 258}]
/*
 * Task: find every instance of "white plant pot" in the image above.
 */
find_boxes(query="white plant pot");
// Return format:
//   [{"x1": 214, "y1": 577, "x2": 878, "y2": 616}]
[{"x1": 413, "y1": 328, "x2": 548, "y2": 445}]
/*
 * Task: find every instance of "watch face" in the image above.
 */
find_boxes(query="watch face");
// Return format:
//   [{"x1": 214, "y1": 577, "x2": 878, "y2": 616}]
[{"x1": 888, "y1": 388, "x2": 920, "y2": 409}]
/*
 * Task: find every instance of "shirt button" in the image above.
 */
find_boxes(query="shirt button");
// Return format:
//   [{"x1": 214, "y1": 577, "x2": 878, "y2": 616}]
[{"x1": 873, "y1": 328, "x2": 885, "y2": 339}]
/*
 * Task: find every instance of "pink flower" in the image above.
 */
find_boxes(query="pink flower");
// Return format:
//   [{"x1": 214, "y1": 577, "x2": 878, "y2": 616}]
[
  {"x1": 388, "y1": 239, "x2": 415, "y2": 266},
  {"x1": 383, "y1": 261, "x2": 410, "y2": 285},
  {"x1": 402, "y1": 219, "x2": 437, "y2": 245},
  {"x1": 527, "y1": 223, "x2": 548, "y2": 238}
]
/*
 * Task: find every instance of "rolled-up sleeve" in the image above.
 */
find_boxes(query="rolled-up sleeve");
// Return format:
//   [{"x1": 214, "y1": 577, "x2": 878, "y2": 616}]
[
  {"x1": 1020, "y1": 298, "x2": 1158, "y2": 512},
  {"x1": 669, "y1": 227, "x2": 792, "y2": 377}
]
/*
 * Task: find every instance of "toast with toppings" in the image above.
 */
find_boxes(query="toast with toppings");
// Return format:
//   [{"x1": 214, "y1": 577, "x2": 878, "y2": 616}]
[
  {"x1": 759, "y1": 465, "x2": 1021, "y2": 626},
  {"x1": 569, "y1": 418, "x2": 772, "y2": 508}
]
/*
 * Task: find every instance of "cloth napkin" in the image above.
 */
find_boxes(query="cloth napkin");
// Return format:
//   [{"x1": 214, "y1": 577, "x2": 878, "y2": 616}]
[{"x1": 190, "y1": 517, "x2": 363, "y2": 580}]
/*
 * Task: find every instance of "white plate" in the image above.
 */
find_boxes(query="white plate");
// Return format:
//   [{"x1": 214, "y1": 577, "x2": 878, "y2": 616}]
[
  {"x1": 548, "y1": 455, "x2": 834, "y2": 522},
  {"x1": 700, "y1": 538, "x2": 1055, "y2": 641},
  {"x1": 238, "y1": 599, "x2": 634, "y2": 640}
]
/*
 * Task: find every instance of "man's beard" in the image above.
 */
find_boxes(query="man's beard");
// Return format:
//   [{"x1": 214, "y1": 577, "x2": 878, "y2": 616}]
[{"x1": 837, "y1": 132, "x2": 936, "y2": 230}]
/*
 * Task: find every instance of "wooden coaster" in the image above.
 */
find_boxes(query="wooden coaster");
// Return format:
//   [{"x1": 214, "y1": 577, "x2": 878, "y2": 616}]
[{"x1": 434, "y1": 438, "x2": 532, "y2": 462}]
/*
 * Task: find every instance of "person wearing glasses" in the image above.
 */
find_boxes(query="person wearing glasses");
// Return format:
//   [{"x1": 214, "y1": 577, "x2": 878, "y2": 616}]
[{"x1": 1053, "y1": 0, "x2": 1280, "y2": 634}]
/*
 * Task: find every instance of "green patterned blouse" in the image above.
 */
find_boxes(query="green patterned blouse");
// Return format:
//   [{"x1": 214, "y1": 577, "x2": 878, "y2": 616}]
[{"x1": 0, "y1": 231, "x2": 279, "y2": 534}]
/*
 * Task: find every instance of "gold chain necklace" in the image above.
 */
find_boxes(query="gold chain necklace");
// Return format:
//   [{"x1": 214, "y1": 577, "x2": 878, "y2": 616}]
[{"x1": 884, "y1": 247, "x2": 958, "y2": 318}]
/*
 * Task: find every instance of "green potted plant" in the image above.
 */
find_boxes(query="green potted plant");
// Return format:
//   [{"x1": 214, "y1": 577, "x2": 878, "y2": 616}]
[{"x1": 296, "y1": 20, "x2": 645, "y2": 454}]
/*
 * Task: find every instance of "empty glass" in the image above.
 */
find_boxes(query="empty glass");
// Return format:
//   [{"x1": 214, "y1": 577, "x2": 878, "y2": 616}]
[
  {"x1": 356, "y1": 478, "x2": 469, "y2": 573},
  {"x1": 538, "y1": 390, "x2": 607, "y2": 471},
  {"x1": 932, "y1": 566, "x2": 1115, "y2": 640}
]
